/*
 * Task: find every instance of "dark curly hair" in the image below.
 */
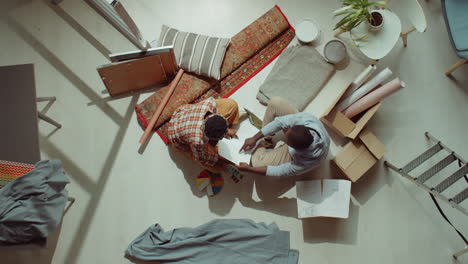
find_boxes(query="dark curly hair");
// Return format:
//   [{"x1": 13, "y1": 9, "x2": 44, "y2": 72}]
[
  {"x1": 287, "y1": 125, "x2": 314, "y2": 150},
  {"x1": 204, "y1": 115, "x2": 228, "y2": 140}
]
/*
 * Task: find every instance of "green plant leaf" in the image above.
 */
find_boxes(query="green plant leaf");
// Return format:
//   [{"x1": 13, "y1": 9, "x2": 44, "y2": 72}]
[
  {"x1": 351, "y1": 35, "x2": 368, "y2": 41},
  {"x1": 334, "y1": 13, "x2": 353, "y2": 30},
  {"x1": 333, "y1": 5, "x2": 353, "y2": 15}
]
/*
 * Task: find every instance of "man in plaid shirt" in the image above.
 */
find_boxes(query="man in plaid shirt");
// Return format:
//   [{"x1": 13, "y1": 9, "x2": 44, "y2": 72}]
[{"x1": 167, "y1": 97, "x2": 239, "y2": 171}]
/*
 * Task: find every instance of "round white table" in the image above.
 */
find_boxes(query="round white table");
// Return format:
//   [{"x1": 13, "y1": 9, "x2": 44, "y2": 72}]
[{"x1": 349, "y1": 10, "x2": 402, "y2": 60}]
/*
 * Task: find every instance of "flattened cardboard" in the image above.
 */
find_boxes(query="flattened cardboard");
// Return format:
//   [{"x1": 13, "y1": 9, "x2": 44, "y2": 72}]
[{"x1": 97, "y1": 50, "x2": 177, "y2": 97}]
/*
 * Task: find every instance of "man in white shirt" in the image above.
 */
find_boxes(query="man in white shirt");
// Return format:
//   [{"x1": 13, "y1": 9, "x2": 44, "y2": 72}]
[{"x1": 238, "y1": 97, "x2": 330, "y2": 177}]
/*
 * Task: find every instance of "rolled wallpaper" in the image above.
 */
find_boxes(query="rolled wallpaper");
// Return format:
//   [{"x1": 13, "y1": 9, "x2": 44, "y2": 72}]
[
  {"x1": 343, "y1": 77, "x2": 405, "y2": 118},
  {"x1": 336, "y1": 67, "x2": 392, "y2": 111},
  {"x1": 342, "y1": 65, "x2": 377, "y2": 98}
]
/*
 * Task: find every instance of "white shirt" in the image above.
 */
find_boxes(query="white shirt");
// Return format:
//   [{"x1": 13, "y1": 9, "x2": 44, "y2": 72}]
[{"x1": 260, "y1": 112, "x2": 330, "y2": 177}]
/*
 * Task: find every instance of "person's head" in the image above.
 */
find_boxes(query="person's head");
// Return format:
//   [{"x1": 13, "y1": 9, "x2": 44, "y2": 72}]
[
  {"x1": 203, "y1": 114, "x2": 228, "y2": 143},
  {"x1": 285, "y1": 125, "x2": 314, "y2": 150}
]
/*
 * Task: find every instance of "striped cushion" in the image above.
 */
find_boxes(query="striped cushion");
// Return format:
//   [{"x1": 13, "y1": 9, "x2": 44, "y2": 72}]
[{"x1": 158, "y1": 25, "x2": 230, "y2": 80}]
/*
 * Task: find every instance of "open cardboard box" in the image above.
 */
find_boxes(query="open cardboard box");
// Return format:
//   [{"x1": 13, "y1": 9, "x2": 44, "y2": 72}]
[
  {"x1": 332, "y1": 128, "x2": 386, "y2": 182},
  {"x1": 320, "y1": 79, "x2": 381, "y2": 140}
]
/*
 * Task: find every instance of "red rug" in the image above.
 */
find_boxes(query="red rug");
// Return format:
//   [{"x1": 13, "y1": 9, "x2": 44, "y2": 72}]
[{"x1": 135, "y1": 5, "x2": 295, "y2": 144}]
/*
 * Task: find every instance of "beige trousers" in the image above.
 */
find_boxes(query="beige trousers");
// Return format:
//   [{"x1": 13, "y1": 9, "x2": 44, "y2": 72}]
[{"x1": 251, "y1": 97, "x2": 298, "y2": 167}]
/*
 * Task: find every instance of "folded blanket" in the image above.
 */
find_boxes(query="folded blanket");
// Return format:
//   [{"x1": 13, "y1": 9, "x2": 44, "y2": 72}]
[
  {"x1": 256, "y1": 45, "x2": 335, "y2": 111},
  {"x1": 135, "y1": 5, "x2": 293, "y2": 134},
  {"x1": 0, "y1": 160, "x2": 69, "y2": 246},
  {"x1": 126, "y1": 219, "x2": 299, "y2": 264}
]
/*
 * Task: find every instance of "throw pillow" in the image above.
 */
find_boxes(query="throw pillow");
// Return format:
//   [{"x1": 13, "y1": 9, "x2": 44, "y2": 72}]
[{"x1": 158, "y1": 25, "x2": 230, "y2": 80}]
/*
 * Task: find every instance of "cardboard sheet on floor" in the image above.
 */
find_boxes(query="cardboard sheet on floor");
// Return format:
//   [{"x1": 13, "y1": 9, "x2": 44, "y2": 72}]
[
  {"x1": 296, "y1": 179, "x2": 351, "y2": 219},
  {"x1": 97, "y1": 48, "x2": 177, "y2": 97},
  {"x1": 218, "y1": 118, "x2": 260, "y2": 165}
]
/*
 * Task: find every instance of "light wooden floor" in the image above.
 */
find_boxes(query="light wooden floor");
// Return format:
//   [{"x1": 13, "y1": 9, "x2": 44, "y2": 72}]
[{"x1": 0, "y1": 0, "x2": 467, "y2": 263}]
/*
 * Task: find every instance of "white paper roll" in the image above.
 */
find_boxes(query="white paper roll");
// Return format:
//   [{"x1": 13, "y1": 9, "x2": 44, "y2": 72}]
[
  {"x1": 343, "y1": 77, "x2": 405, "y2": 118},
  {"x1": 336, "y1": 67, "x2": 392, "y2": 111},
  {"x1": 342, "y1": 65, "x2": 377, "y2": 98}
]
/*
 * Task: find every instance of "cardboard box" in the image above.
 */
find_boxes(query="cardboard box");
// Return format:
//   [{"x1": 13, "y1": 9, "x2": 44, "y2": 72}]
[
  {"x1": 320, "y1": 80, "x2": 381, "y2": 140},
  {"x1": 332, "y1": 129, "x2": 386, "y2": 182}
]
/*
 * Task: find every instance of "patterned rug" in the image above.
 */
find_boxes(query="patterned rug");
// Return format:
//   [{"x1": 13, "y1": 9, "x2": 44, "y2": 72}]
[
  {"x1": 0, "y1": 160, "x2": 35, "y2": 189},
  {"x1": 135, "y1": 5, "x2": 295, "y2": 144}
]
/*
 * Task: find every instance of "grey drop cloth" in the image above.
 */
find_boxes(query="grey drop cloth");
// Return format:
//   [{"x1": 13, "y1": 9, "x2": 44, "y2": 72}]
[
  {"x1": 257, "y1": 44, "x2": 335, "y2": 111},
  {"x1": 0, "y1": 160, "x2": 69, "y2": 246},
  {"x1": 126, "y1": 219, "x2": 299, "y2": 264}
]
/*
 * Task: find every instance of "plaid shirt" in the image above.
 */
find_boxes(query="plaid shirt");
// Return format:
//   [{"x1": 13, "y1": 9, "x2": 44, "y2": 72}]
[{"x1": 167, "y1": 98, "x2": 219, "y2": 166}]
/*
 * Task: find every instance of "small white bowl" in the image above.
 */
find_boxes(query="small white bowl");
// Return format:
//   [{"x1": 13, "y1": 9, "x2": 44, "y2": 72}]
[
  {"x1": 296, "y1": 19, "x2": 320, "y2": 43},
  {"x1": 323, "y1": 40, "x2": 347, "y2": 64}
]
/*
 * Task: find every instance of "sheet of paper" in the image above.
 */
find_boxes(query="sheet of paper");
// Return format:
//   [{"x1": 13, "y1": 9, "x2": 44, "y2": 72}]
[
  {"x1": 296, "y1": 179, "x2": 351, "y2": 219},
  {"x1": 218, "y1": 119, "x2": 260, "y2": 165}
]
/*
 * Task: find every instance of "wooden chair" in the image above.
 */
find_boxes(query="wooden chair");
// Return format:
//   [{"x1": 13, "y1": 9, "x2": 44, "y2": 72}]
[{"x1": 398, "y1": 0, "x2": 428, "y2": 47}]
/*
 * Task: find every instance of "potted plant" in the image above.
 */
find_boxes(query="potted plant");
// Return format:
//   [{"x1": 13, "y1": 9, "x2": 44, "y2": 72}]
[{"x1": 333, "y1": 0, "x2": 387, "y2": 33}]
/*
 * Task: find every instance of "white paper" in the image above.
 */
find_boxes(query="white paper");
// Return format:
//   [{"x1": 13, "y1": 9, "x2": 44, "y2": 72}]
[
  {"x1": 218, "y1": 119, "x2": 260, "y2": 164},
  {"x1": 296, "y1": 179, "x2": 351, "y2": 219},
  {"x1": 336, "y1": 67, "x2": 392, "y2": 111},
  {"x1": 342, "y1": 65, "x2": 377, "y2": 98}
]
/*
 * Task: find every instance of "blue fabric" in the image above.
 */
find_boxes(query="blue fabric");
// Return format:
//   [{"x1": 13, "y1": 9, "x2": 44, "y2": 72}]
[
  {"x1": 458, "y1": 50, "x2": 468, "y2": 59},
  {"x1": 0, "y1": 160, "x2": 69, "y2": 246},
  {"x1": 444, "y1": 0, "x2": 468, "y2": 57},
  {"x1": 126, "y1": 219, "x2": 299, "y2": 264}
]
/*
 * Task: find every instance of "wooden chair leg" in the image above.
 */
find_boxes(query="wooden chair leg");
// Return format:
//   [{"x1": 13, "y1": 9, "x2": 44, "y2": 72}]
[
  {"x1": 36, "y1": 96, "x2": 56, "y2": 102},
  {"x1": 38, "y1": 112, "x2": 62, "y2": 128},
  {"x1": 400, "y1": 27, "x2": 416, "y2": 48},
  {"x1": 64, "y1": 196, "x2": 76, "y2": 215},
  {"x1": 453, "y1": 246, "x2": 468, "y2": 259},
  {"x1": 445, "y1": 59, "x2": 468, "y2": 76}
]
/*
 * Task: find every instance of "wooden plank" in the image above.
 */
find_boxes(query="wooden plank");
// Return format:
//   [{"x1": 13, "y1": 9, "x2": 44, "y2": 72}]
[{"x1": 139, "y1": 69, "x2": 184, "y2": 145}]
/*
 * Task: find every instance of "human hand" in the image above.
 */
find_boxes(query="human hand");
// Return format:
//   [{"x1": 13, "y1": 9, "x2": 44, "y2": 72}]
[
  {"x1": 237, "y1": 162, "x2": 251, "y2": 171},
  {"x1": 240, "y1": 137, "x2": 257, "y2": 152},
  {"x1": 225, "y1": 128, "x2": 238, "y2": 139}
]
